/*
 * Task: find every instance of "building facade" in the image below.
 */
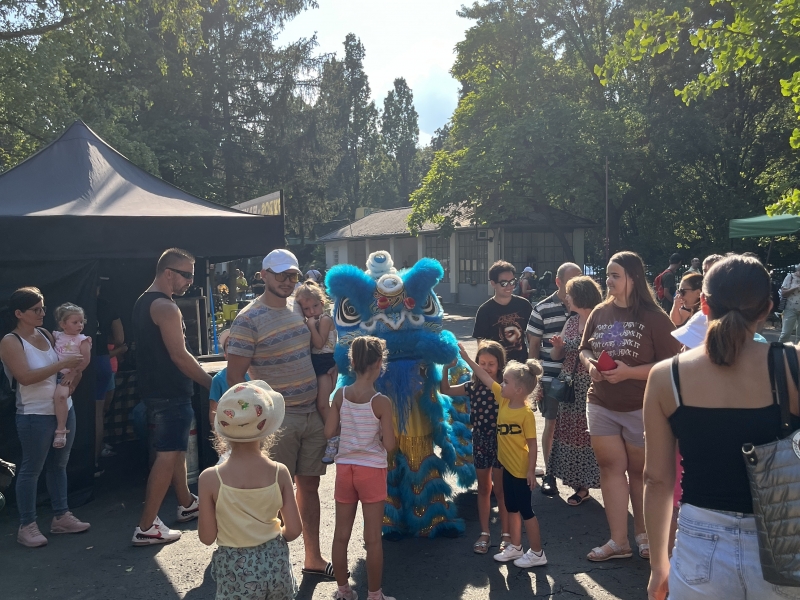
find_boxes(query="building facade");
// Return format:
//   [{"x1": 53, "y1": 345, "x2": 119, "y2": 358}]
[{"x1": 318, "y1": 206, "x2": 596, "y2": 306}]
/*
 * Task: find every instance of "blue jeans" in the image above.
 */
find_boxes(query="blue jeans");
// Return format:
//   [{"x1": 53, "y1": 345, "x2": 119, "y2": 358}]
[
  {"x1": 670, "y1": 503, "x2": 800, "y2": 599},
  {"x1": 15, "y1": 407, "x2": 76, "y2": 526}
]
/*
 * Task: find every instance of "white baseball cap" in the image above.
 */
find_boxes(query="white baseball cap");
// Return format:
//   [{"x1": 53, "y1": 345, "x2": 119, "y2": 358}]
[
  {"x1": 671, "y1": 311, "x2": 707, "y2": 349},
  {"x1": 522, "y1": 266, "x2": 534, "y2": 274},
  {"x1": 262, "y1": 249, "x2": 301, "y2": 273}
]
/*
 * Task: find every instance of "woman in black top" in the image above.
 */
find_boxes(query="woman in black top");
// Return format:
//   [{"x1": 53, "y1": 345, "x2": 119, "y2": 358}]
[{"x1": 643, "y1": 255, "x2": 800, "y2": 600}]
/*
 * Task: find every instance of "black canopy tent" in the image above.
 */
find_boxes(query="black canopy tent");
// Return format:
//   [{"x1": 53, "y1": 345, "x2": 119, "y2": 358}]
[{"x1": 0, "y1": 121, "x2": 285, "y2": 503}]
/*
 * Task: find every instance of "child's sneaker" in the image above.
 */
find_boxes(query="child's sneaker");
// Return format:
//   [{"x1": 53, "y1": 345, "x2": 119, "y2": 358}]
[
  {"x1": 493, "y1": 543, "x2": 524, "y2": 562},
  {"x1": 132, "y1": 517, "x2": 182, "y2": 546},
  {"x1": 332, "y1": 590, "x2": 357, "y2": 600},
  {"x1": 322, "y1": 436, "x2": 339, "y2": 464},
  {"x1": 513, "y1": 548, "x2": 548, "y2": 568},
  {"x1": 176, "y1": 493, "x2": 199, "y2": 522}
]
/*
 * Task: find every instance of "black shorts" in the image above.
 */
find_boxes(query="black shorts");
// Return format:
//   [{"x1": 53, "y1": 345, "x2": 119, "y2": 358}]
[
  {"x1": 311, "y1": 353, "x2": 336, "y2": 377},
  {"x1": 502, "y1": 467, "x2": 536, "y2": 521}
]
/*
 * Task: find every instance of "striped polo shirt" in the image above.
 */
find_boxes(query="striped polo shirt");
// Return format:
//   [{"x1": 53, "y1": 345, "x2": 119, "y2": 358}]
[
  {"x1": 227, "y1": 297, "x2": 317, "y2": 413},
  {"x1": 526, "y1": 291, "x2": 570, "y2": 382}
]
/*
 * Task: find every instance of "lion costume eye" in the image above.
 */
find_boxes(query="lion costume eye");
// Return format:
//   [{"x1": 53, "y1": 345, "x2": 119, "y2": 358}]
[
  {"x1": 336, "y1": 298, "x2": 361, "y2": 326},
  {"x1": 422, "y1": 293, "x2": 439, "y2": 316}
]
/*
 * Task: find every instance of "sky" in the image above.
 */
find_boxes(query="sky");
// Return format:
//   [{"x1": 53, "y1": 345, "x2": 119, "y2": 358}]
[{"x1": 278, "y1": 0, "x2": 474, "y2": 145}]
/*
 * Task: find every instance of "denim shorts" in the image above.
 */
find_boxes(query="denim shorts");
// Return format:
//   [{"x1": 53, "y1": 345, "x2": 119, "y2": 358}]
[
  {"x1": 145, "y1": 397, "x2": 194, "y2": 452},
  {"x1": 670, "y1": 503, "x2": 800, "y2": 599}
]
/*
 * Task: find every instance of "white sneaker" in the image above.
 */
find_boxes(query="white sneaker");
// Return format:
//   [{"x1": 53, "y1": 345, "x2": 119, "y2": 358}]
[
  {"x1": 493, "y1": 543, "x2": 523, "y2": 562},
  {"x1": 132, "y1": 516, "x2": 182, "y2": 546},
  {"x1": 513, "y1": 548, "x2": 548, "y2": 568},
  {"x1": 176, "y1": 493, "x2": 199, "y2": 522}
]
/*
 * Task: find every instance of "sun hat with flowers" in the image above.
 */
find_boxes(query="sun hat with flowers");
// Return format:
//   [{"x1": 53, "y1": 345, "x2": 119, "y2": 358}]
[{"x1": 214, "y1": 380, "x2": 285, "y2": 442}]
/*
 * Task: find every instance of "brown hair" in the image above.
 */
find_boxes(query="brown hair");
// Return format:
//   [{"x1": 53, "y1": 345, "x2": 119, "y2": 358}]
[
  {"x1": 565, "y1": 276, "x2": 603, "y2": 310},
  {"x1": 295, "y1": 280, "x2": 327, "y2": 304},
  {"x1": 212, "y1": 430, "x2": 274, "y2": 454},
  {"x1": 349, "y1": 336, "x2": 387, "y2": 375},
  {"x1": 606, "y1": 251, "x2": 663, "y2": 318},
  {"x1": 681, "y1": 272, "x2": 703, "y2": 291},
  {"x1": 704, "y1": 255, "x2": 771, "y2": 366},
  {"x1": 488, "y1": 260, "x2": 516, "y2": 283},
  {"x1": 54, "y1": 303, "x2": 85, "y2": 329},
  {"x1": 504, "y1": 359, "x2": 543, "y2": 402},
  {"x1": 472, "y1": 340, "x2": 506, "y2": 384},
  {"x1": 156, "y1": 248, "x2": 195, "y2": 274},
  {"x1": 1, "y1": 287, "x2": 44, "y2": 335},
  {"x1": 702, "y1": 254, "x2": 723, "y2": 273}
]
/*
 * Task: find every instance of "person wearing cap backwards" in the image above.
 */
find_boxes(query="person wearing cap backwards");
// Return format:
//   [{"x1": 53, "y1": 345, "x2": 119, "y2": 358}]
[
  {"x1": 131, "y1": 248, "x2": 213, "y2": 546},
  {"x1": 227, "y1": 248, "x2": 337, "y2": 580},
  {"x1": 198, "y1": 380, "x2": 303, "y2": 600}
]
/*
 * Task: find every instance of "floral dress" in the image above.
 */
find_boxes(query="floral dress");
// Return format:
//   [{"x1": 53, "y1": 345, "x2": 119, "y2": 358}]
[
  {"x1": 547, "y1": 315, "x2": 600, "y2": 490},
  {"x1": 465, "y1": 380, "x2": 501, "y2": 470}
]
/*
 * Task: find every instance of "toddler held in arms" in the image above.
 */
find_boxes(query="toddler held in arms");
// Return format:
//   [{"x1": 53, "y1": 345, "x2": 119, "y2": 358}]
[{"x1": 52, "y1": 304, "x2": 91, "y2": 448}]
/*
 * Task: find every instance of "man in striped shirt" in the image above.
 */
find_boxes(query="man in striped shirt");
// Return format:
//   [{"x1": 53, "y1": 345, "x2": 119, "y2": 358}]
[
  {"x1": 227, "y1": 248, "x2": 336, "y2": 579},
  {"x1": 527, "y1": 262, "x2": 582, "y2": 496}
]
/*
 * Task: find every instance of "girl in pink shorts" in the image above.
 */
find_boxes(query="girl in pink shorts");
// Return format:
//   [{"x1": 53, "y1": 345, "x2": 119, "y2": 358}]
[{"x1": 324, "y1": 336, "x2": 396, "y2": 600}]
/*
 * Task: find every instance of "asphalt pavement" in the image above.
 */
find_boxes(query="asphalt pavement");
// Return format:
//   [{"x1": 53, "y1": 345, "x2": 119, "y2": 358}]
[{"x1": 0, "y1": 304, "x2": 705, "y2": 600}]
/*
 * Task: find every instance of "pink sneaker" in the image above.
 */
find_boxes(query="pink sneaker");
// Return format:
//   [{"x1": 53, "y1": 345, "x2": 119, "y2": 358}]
[
  {"x1": 50, "y1": 511, "x2": 90, "y2": 534},
  {"x1": 18, "y1": 522, "x2": 48, "y2": 547}
]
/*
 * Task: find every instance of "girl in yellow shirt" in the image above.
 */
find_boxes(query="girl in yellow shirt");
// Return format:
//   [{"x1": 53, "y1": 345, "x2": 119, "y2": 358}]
[{"x1": 459, "y1": 343, "x2": 548, "y2": 569}]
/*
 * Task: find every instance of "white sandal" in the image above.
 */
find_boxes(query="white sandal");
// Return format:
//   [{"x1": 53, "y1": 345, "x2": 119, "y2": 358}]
[
  {"x1": 587, "y1": 539, "x2": 633, "y2": 562},
  {"x1": 635, "y1": 533, "x2": 650, "y2": 559},
  {"x1": 473, "y1": 532, "x2": 490, "y2": 554}
]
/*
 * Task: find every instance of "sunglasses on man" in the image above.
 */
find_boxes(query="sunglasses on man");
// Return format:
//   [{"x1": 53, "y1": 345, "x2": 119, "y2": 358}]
[
  {"x1": 267, "y1": 270, "x2": 300, "y2": 283},
  {"x1": 166, "y1": 267, "x2": 194, "y2": 280},
  {"x1": 495, "y1": 278, "x2": 518, "y2": 288}
]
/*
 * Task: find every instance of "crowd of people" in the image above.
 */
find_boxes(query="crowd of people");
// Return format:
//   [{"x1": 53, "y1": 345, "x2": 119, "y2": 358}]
[{"x1": 1, "y1": 246, "x2": 799, "y2": 600}]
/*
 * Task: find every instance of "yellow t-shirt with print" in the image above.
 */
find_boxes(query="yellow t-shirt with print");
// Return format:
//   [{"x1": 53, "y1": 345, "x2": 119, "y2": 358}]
[{"x1": 492, "y1": 381, "x2": 537, "y2": 479}]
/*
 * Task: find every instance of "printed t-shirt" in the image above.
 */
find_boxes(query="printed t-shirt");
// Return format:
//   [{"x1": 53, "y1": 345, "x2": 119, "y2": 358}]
[
  {"x1": 580, "y1": 302, "x2": 681, "y2": 412},
  {"x1": 53, "y1": 332, "x2": 89, "y2": 357},
  {"x1": 227, "y1": 296, "x2": 317, "y2": 413},
  {"x1": 209, "y1": 367, "x2": 250, "y2": 403},
  {"x1": 472, "y1": 295, "x2": 533, "y2": 363},
  {"x1": 526, "y1": 291, "x2": 569, "y2": 383},
  {"x1": 492, "y1": 381, "x2": 537, "y2": 479}
]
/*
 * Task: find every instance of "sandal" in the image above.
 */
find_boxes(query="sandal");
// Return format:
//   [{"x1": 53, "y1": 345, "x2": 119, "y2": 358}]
[
  {"x1": 635, "y1": 533, "x2": 650, "y2": 559},
  {"x1": 499, "y1": 532, "x2": 512, "y2": 551},
  {"x1": 473, "y1": 532, "x2": 490, "y2": 554},
  {"x1": 567, "y1": 489, "x2": 590, "y2": 506},
  {"x1": 53, "y1": 429, "x2": 69, "y2": 449},
  {"x1": 587, "y1": 539, "x2": 633, "y2": 562}
]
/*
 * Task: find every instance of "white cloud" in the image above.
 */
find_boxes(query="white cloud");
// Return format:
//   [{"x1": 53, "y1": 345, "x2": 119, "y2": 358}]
[{"x1": 278, "y1": 0, "x2": 471, "y2": 146}]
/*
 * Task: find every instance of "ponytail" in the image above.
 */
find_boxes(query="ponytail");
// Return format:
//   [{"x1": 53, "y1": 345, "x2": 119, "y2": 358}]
[
  {"x1": 705, "y1": 309, "x2": 749, "y2": 366},
  {"x1": 703, "y1": 255, "x2": 771, "y2": 366}
]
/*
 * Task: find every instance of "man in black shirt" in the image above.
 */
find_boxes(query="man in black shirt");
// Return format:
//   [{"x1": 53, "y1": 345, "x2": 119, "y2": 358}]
[
  {"x1": 472, "y1": 261, "x2": 533, "y2": 363},
  {"x1": 658, "y1": 253, "x2": 681, "y2": 312}
]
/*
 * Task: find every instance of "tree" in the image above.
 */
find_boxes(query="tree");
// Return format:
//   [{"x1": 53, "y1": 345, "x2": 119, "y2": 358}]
[{"x1": 382, "y1": 77, "x2": 419, "y2": 202}]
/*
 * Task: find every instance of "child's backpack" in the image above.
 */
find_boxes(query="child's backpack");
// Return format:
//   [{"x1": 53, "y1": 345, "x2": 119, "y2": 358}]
[{"x1": 654, "y1": 269, "x2": 671, "y2": 301}]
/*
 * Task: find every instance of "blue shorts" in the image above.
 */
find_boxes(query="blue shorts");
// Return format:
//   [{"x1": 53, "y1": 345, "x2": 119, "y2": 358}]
[
  {"x1": 94, "y1": 355, "x2": 114, "y2": 401},
  {"x1": 145, "y1": 397, "x2": 194, "y2": 452},
  {"x1": 311, "y1": 352, "x2": 336, "y2": 377}
]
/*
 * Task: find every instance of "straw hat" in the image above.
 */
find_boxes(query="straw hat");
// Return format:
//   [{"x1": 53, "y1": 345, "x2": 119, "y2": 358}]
[{"x1": 214, "y1": 380, "x2": 285, "y2": 442}]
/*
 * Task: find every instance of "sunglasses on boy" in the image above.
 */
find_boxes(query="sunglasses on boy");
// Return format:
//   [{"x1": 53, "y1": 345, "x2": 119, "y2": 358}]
[
  {"x1": 267, "y1": 270, "x2": 300, "y2": 283},
  {"x1": 495, "y1": 278, "x2": 518, "y2": 288}
]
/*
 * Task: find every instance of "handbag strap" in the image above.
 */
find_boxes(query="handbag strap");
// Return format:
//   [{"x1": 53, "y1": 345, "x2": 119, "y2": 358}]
[{"x1": 769, "y1": 342, "x2": 799, "y2": 437}]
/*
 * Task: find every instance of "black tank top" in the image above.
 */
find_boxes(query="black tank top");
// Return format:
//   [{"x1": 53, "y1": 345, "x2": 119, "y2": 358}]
[
  {"x1": 669, "y1": 354, "x2": 800, "y2": 514},
  {"x1": 132, "y1": 291, "x2": 194, "y2": 399}
]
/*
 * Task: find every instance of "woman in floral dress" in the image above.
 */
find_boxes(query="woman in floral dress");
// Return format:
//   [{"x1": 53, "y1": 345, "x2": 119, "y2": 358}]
[{"x1": 548, "y1": 276, "x2": 602, "y2": 505}]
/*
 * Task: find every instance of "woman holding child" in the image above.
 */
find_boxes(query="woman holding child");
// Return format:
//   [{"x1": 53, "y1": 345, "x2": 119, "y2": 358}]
[{"x1": 0, "y1": 287, "x2": 90, "y2": 548}]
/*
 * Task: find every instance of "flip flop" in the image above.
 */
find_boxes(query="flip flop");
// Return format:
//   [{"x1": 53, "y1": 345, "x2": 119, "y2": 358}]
[
  {"x1": 301, "y1": 563, "x2": 349, "y2": 580},
  {"x1": 567, "y1": 490, "x2": 590, "y2": 506}
]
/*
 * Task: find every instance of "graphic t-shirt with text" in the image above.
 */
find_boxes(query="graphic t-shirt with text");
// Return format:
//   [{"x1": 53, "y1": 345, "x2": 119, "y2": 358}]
[
  {"x1": 579, "y1": 303, "x2": 681, "y2": 412},
  {"x1": 492, "y1": 381, "x2": 537, "y2": 478},
  {"x1": 472, "y1": 295, "x2": 533, "y2": 363}
]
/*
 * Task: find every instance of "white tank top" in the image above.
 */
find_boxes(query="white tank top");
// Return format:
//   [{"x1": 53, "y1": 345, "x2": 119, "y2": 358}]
[
  {"x1": 335, "y1": 387, "x2": 387, "y2": 468},
  {"x1": 3, "y1": 332, "x2": 70, "y2": 415}
]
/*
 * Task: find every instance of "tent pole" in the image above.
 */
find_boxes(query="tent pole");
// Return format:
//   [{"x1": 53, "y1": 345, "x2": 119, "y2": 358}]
[
  {"x1": 209, "y1": 281, "x2": 219, "y2": 354},
  {"x1": 766, "y1": 238, "x2": 774, "y2": 266}
]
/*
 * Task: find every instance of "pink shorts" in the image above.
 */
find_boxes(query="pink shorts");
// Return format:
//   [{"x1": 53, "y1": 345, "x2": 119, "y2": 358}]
[{"x1": 334, "y1": 464, "x2": 388, "y2": 504}]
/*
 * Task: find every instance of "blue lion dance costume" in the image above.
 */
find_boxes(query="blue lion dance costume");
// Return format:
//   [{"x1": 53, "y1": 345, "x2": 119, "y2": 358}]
[{"x1": 326, "y1": 251, "x2": 476, "y2": 538}]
